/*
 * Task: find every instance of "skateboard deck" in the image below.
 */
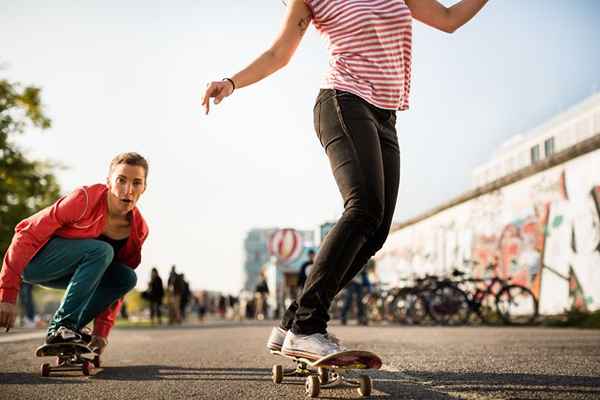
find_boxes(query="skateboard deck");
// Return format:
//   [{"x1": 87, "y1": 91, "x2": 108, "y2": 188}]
[
  {"x1": 35, "y1": 342, "x2": 100, "y2": 377},
  {"x1": 272, "y1": 349, "x2": 382, "y2": 370},
  {"x1": 270, "y1": 349, "x2": 381, "y2": 398}
]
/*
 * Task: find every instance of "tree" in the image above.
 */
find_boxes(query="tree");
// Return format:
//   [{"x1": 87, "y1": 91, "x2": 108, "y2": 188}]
[{"x1": 0, "y1": 78, "x2": 61, "y2": 254}]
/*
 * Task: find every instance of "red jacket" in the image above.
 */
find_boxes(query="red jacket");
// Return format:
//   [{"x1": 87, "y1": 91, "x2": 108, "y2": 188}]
[{"x1": 0, "y1": 184, "x2": 149, "y2": 337}]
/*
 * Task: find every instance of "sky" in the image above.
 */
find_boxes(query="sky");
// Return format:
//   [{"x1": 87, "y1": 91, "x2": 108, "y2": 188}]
[{"x1": 1, "y1": 1, "x2": 599, "y2": 294}]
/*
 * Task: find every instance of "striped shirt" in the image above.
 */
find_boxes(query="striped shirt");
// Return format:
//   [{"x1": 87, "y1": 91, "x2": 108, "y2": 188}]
[{"x1": 305, "y1": 0, "x2": 412, "y2": 110}]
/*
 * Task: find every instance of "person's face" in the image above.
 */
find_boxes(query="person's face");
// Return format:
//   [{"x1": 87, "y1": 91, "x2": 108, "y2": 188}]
[{"x1": 107, "y1": 163, "x2": 146, "y2": 215}]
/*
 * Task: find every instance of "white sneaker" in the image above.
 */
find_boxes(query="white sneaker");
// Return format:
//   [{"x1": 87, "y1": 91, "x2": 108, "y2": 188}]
[
  {"x1": 266, "y1": 326, "x2": 287, "y2": 351},
  {"x1": 281, "y1": 331, "x2": 341, "y2": 361},
  {"x1": 325, "y1": 332, "x2": 347, "y2": 351}
]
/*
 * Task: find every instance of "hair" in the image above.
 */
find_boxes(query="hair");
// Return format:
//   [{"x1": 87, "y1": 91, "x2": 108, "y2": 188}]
[{"x1": 109, "y1": 152, "x2": 149, "y2": 180}]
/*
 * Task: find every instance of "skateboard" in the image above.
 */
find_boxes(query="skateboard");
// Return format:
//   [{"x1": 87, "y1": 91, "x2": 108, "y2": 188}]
[
  {"x1": 35, "y1": 342, "x2": 100, "y2": 377},
  {"x1": 270, "y1": 349, "x2": 382, "y2": 398}
]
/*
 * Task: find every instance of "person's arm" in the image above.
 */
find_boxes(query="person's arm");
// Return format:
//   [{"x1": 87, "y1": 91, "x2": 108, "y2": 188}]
[
  {"x1": 405, "y1": 0, "x2": 488, "y2": 33},
  {"x1": 201, "y1": 0, "x2": 312, "y2": 114},
  {"x1": 0, "y1": 188, "x2": 88, "y2": 329}
]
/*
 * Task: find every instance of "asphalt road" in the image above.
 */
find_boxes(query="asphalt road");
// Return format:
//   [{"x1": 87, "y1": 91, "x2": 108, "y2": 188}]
[{"x1": 1, "y1": 321, "x2": 599, "y2": 399}]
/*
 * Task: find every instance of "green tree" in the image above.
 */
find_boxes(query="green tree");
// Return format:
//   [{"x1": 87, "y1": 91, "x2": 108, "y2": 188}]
[{"x1": 0, "y1": 78, "x2": 61, "y2": 254}]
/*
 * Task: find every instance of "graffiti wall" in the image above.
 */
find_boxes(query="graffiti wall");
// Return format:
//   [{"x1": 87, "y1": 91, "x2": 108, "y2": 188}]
[{"x1": 377, "y1": 149, "x2": 600, "y2": 314}]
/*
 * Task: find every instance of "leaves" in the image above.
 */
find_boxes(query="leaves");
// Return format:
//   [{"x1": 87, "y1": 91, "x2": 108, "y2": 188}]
[{"x1": 0, "y1": 78, "x2": 61, "y2": 254}]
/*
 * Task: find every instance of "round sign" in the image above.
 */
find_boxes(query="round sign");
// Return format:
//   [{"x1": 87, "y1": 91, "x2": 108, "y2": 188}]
[{"x1": 268, "y1": 228, "x2": 304, "y2": 263}]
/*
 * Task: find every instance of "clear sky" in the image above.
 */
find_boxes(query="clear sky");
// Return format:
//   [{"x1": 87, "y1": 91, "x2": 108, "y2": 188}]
[{"x1": 1, "y1": 1, "x2": 599, "y2": 294}]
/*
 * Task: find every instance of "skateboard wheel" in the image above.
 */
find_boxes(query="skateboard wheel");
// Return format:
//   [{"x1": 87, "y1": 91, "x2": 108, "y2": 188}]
[
  {"x1": 272, "y1": 364, "x2": 283, "y2": 384},
  {"x1": 40, "y1": 363, "x2": 51, "y2": 377},
  {"x1": 305, "y1": 375, "x2": 320, "y2": 398},
  {"x1": 82, "y1": 360, "x2": 91, "y2": 376},
  {"x1": 93, "y1": 356, "x2": 101, "y2": 368},
  {"x1": 317, "y1": 367, "x2": 329, "y2": 384},
  {"x1": 357, "y1": 375, "x2": 372, "y2": 397}
]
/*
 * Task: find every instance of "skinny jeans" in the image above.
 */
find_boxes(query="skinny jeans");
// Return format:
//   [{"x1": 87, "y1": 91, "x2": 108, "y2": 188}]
[
  {"x1": 22, "y1": 237, "x2": 137, "y2": 335},
  {"x1": 282, "y1": 89, "x2": 400, "y2": 335}
]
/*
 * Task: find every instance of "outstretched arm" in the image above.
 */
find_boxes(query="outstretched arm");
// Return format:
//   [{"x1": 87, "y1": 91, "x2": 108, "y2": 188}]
[
  {"x1": 202, "y1": 0, "x2": 312, "y2": 114},
  {"x1": 405, "y1": 0, "x2": 488, "y2": 33}
]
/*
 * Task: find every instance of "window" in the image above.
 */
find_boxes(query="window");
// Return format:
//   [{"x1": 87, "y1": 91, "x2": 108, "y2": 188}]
[
  {"x1": 530, "y1": 144, "x2": 540, "y2": 163},
  {"x1": 544, "y1": 137, "x2": 555, "y2": 157}
]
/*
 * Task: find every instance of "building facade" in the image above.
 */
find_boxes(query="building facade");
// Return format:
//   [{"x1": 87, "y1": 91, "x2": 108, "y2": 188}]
[{"x1": 377, "y1": 93, "x2": 600, "y2": 314}]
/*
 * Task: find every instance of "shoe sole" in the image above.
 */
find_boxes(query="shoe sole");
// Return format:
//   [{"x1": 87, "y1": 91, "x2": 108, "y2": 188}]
[
  {"x1": 281, "y1": 348, "x2": 322, "y2": 362},
  {"x1": 266, "y1": 342, "x2": 282, "y2": 351}
]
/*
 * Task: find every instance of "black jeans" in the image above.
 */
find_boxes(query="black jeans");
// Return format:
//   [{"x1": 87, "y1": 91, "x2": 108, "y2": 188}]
[{"x1": 281, "y1": 89, "x2": 400, "y2": 335}]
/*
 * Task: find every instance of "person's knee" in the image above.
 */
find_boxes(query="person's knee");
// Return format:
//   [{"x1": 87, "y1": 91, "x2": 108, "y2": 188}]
[
  {"x1": 88, "y1": 241, "x2": 114, "y2": 266},
  {"x1": 122, "y1": 268, "x2": 137, "y2": 292},
  {"x1": 344, "y1": 203, "x2": 384, "y2": 235}
]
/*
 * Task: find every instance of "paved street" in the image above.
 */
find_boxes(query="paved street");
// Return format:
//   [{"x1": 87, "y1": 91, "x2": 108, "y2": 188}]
[{"x1": 1, "y1": 321, "x2": 599, "y2": 399}]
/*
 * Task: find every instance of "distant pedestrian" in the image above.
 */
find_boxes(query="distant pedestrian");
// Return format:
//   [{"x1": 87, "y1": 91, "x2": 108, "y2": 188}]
[
  {"x1": 147, "y1": 267, "x2": 164, "y2": 324},
  {"x1": 254, "y1": 269, "x2": 270, "y2": 320},
  {"x1": 19, "y1": 282, "x2": 37, "y2": 328},
  {"x1": 297, "y1": 249, "x2": 315, "y2": 291},
  {"x1": 340, "y1": 264, "x2": 370, "y2": 326},
  {"x1": 180, "y1": 275, "x2": 191, "y2": 321}
]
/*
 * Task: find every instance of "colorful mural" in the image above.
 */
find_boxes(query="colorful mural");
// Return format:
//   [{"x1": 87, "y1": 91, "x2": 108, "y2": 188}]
[{"x1": 377, "y1": 150, "x2": 600, "y2": 314}]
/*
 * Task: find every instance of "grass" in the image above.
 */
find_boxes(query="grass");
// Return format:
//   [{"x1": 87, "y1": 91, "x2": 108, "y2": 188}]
[{"x1": 543, "y1": 309, "x2": 600, "y2": 329}]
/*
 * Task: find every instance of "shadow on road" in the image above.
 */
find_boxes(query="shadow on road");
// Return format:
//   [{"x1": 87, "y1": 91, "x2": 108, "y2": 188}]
[
  {"x1": 93, "y1": 366, "x2": 273, "y2": 382},
  {"x1": 91, "y1": 366, "x2": 456, "y2": 398},
  {"x1": 0, "y1": 372, "x2": 88, "y2": 385}
]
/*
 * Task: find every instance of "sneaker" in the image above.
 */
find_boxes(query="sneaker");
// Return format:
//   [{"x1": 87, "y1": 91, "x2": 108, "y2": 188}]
[
  {"x1": 325, "y1": 332, "x2": 347, "y2": 351},
  {"x1": 266, "y1": 326, "x2": 287, "y2": 351},
  {"x1": 78, "y1": 327, "x2": 93, "y2": 344},
  {"x1": 45, "y1": 326, "x2": 83, "y2": 345},
  {"x1": 281, "y1": 331, "x2": 341, "y2": 361}
]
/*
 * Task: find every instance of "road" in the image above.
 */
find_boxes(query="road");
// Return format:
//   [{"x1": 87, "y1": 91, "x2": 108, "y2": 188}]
[{"x1": 1, "y1": 321, "x2": 599, "y2": 399}]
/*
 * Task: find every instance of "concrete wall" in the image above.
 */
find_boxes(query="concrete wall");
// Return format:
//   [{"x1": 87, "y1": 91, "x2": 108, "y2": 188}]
[{"x1": 377, "y1": 149, "x2": 600, "y2": 314}]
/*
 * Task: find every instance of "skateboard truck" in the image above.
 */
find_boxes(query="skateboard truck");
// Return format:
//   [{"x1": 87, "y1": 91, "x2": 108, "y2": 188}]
[
  {"x1": 271, "y1": 350, "x2": 378, "y2": 397},
  {"x1": 36, "y1": 343, "x2": 100, "y2": 377}
]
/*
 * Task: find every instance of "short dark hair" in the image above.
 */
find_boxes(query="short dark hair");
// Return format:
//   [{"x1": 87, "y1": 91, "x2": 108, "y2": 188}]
[{"x1": 109, "y1": 152, "x2": 149, "y2": 179}]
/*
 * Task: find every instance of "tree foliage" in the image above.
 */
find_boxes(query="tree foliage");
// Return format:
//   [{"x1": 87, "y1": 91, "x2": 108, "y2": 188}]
[{"x1": 0, "y1": 78, "x2": 61, "y2": 254}]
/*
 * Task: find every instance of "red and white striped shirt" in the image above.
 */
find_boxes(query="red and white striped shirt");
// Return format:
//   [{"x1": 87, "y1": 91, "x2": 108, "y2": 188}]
[{"x1": 305, "y1": 0, "x2": 412, "y2": 110}]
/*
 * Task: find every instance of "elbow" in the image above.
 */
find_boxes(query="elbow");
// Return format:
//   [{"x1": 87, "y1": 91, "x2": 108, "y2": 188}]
[{"x1": 442, "y1": 25, "x2": 457, "y2": 34}]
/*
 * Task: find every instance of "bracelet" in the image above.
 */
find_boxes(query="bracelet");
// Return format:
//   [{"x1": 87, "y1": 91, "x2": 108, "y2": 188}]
[{"x1": 223, "y1": 78, "x2": 236, "y2": 92}]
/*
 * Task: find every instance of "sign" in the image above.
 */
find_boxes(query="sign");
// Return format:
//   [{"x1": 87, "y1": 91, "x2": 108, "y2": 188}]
[{"x1": 268, "y1": 228, "x2": 304, "y2": 264}]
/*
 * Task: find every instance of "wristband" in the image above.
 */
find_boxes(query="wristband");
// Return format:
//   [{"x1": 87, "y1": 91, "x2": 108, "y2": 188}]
[{"x1": 223, "y1": 78, "x2": 236, "y2": 92}]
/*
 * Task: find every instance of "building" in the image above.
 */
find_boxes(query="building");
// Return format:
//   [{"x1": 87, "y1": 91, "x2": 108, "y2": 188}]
[
  {"x1": 242, "y1": 227, "x2": 315, "y2": 292},
  {"x1": 378, "y1": 92, "x2": 600, "y2": 314},
  {"x1": 472, "y1": 92, "x2": 600, "y2": 187}
]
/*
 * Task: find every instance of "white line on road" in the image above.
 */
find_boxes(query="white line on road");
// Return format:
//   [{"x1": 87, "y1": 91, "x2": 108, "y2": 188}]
[{"x1": 0, "y1": 331, "x2": 45, "y2": 344}]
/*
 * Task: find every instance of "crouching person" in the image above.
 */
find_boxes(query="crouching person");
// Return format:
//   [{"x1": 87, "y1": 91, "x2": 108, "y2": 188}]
[{"x1": 0, "y1": 152, "x2": 150, "y2": 354}]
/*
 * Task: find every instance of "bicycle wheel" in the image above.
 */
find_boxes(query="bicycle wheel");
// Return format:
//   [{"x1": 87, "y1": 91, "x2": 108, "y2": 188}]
[
  {"x1": 474, "y1": 291, "x2": 500, "y2": 324},
  {"x1": 495, "y1": 285, "x2": 539, "y2": 325},
  {"x1": 388, "y1": 289, "x2": 414, "y2": 324},
  {"x1": 406, "y1": 293, "x2": 430, "y2": 325},
  {"x1": 428, "y1": 284, "x2": 470, "y2": 325}
]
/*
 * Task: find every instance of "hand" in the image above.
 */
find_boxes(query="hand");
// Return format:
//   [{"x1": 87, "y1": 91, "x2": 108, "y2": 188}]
[
  {"x1": 90, "y1": 335, "x2": 109, "y2": 354},
  {"x1": 201, "y1": 80, "x2": 234, "y2": 115},
  {"x1": 0, "y1": 302, "x2": 17, "y2": 331}
]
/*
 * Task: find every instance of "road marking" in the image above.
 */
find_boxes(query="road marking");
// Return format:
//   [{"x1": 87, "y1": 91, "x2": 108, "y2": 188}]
[{"x1": 0, "y1": 331, "x2": 45, "y2": 344}]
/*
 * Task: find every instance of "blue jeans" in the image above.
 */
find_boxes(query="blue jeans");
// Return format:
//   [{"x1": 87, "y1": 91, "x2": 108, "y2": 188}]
[
  {"x1": 340, "y1": 282, "x2": 365, "y2": 323},
  {"x1": 22, "y1": 237, "x2": 137, "y2": 335},
  {"x1": 19, "y1": 282, "x2": 36, "y2": 321}
]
